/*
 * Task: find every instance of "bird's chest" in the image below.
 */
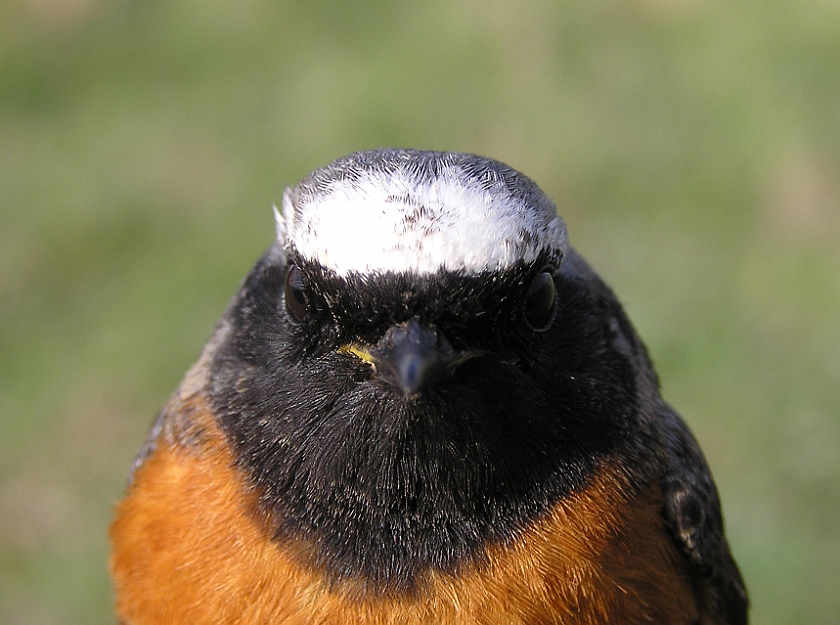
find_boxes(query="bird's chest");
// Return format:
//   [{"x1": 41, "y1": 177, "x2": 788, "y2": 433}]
[{"x1": 110, "y1": 431, "x2": 697, "y2": 625}]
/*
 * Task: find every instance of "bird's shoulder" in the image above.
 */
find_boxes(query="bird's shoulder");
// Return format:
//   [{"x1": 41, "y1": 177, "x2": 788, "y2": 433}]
[
  {"x1": 658, "y1": 404, "x2": 749, "y2": 625},
  {"x1": 561, "y1": 249, "x2": 748, "y2": 624}
]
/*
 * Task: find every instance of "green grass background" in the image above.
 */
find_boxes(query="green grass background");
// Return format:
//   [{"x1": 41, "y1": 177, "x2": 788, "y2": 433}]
[{"x1": 2, "y1": 0, "x2": 839, "y2": 623}]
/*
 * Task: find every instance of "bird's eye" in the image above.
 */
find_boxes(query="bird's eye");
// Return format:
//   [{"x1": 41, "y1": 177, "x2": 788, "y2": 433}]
[
  {"x1": 283, "y1": 265, "x2": 308, "y2": 323},
  {"x1": 524, "y1": 269, "x2": 556, "y2": 331}
]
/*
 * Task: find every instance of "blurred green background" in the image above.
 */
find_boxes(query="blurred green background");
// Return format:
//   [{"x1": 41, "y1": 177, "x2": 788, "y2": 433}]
[{"x1": 1, "y1": 0, "x2": 839, "y2": 623}]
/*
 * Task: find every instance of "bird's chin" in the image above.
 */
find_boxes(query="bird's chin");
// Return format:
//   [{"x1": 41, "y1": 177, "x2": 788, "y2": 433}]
[{"x1": 369, "y1": 382, "x2": 440, "y2": 405}]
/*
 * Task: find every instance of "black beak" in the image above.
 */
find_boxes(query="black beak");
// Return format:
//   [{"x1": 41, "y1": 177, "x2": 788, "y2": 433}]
[{"x1": 370, "y1": 317, "x2": 460, "y2": 396}]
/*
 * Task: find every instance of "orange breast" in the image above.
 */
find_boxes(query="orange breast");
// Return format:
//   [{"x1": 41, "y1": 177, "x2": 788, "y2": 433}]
[{"x1": 110, "y1": 404, "x2": 698, "y2": 625}]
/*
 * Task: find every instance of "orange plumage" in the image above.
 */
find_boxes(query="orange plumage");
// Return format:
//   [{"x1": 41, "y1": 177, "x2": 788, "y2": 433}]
[{"x1": 111, "y1": 393, "x2": 699, "y2": 625}]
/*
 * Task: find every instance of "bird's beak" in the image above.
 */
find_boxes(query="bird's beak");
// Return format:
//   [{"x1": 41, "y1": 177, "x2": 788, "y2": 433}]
[{"x1": 341, "y1": 317, "x2": 470, "y2": 396}]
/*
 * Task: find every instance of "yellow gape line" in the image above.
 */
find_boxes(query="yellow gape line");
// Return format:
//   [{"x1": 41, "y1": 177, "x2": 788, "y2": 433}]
[{"x1": 338, "y1": 344, "x2": 377, "y2": 366}]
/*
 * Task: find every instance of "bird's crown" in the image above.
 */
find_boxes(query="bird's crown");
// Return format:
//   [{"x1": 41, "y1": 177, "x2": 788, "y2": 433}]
[{"x1": 276, "y1": 149, "x2": 568, "y2": 276}]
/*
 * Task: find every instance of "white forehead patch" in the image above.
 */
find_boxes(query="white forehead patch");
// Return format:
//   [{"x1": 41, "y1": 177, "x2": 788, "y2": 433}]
[{"x1": 277, "y1": 151, "x2": 567, "y2": 276}]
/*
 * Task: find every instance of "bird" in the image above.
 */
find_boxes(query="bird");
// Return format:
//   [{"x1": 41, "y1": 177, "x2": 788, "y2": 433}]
[{"x1": 109, "y1": 149, "x2": 748, "y2": 624}]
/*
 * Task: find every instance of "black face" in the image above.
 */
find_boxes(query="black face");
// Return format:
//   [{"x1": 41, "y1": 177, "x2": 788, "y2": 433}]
[{"x1": 208, "y1": 243, "x2": 638, "y2": 591}]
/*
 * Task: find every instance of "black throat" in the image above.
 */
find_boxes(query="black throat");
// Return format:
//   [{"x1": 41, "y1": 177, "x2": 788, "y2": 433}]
[{"x1": 207, "y1": 248, "x2": 638, "y2": 592}]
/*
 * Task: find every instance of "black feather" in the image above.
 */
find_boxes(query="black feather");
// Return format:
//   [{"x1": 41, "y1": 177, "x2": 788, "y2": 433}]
[{"x1": 208, "y1": 244, "x2": 639, "y2": 590}]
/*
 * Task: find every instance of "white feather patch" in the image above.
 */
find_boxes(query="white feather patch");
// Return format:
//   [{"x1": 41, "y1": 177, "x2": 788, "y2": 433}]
[{"x1": 279, "y1": 158, "x2": 567, "y2": 276}]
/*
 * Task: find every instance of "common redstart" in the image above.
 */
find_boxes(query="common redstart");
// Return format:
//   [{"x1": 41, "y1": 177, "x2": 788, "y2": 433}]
[{"x1": 111, "y1": 149, "x2": 748, "y2": 624}]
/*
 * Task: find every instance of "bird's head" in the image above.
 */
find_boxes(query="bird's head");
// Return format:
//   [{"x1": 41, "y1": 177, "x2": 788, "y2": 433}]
[
  {"x1": 274, "y1": 149, "x2": 567, "y2": 395},
  {"x1": 205, "y1": 149, "x2": 644, "y2": 588}
]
